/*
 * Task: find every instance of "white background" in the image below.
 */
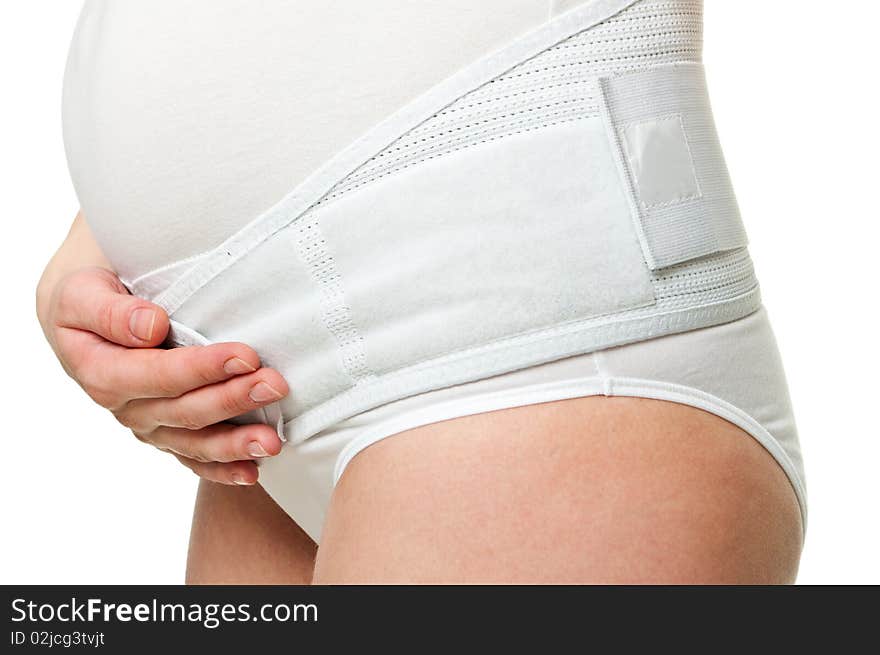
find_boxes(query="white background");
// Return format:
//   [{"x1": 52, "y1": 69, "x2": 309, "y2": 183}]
[{"x1": 1, "y1": 1, "x2": 877, "y2": 584}]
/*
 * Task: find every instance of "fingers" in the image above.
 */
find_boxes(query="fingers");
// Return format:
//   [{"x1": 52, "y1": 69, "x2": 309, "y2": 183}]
[
  {"x1": 118, "y1": 368, "x2": 290, "y2": 432},
  {"x1": 69, "y1": 339, "x2": 266, "y2": 408},
  {"x1": 140, "y1": 422, "x2": 283, "y2": 465},
  {"x1": 54, "y1": 266, "x2": 169, "y2": 347},
  {"x1": 172, "y1": 453, "x2": 260, "y2": 486}
]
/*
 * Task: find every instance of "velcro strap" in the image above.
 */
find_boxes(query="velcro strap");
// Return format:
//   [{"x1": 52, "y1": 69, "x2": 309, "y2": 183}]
[{"x1": 598, "y1": 62, "x2": 747, "y2": 270}]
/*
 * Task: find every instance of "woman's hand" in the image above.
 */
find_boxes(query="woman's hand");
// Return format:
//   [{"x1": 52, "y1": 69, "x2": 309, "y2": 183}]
[{"x1": 38, "y1": 265, "x2": 290, "y2": 486}]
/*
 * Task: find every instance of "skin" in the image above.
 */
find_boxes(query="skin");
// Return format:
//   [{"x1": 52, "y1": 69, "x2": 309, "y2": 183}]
[
  {"x1": 186, "y1": 481, "x2": 317, "y2": 585},
  {"x1": 37, "y1": 213, "x2": 290, "y2": 487},
  {"x1": 314, "y1": 397, "x2": 803, "y2": 584},
  {"x1": 39, "y1": 212, "x2": 803, "y2": 584}
]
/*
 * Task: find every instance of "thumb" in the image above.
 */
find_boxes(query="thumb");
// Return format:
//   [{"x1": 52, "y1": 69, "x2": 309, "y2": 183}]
[{"x1": 55, "y1": 266, "x2": 170, "y2": 347}]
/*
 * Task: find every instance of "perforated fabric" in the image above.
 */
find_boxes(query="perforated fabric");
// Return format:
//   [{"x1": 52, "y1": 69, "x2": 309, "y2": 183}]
[
  {"x1": 318, "y1": 0, "x2": 703, "y2": 208},
  {"x1": 294, "y1": 217, "x2": 374, "y2": 384}
]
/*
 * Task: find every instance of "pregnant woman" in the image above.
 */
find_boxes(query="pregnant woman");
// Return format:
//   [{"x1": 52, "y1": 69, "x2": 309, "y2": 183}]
[{"x1": 37, "y1": 0, "x2": 806, "y2": 583}]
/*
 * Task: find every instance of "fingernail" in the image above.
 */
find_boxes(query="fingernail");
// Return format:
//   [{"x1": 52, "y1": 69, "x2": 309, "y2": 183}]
[
  {"x1": 129, "y1": 308, "x2": 156, "y2": 341},
  {"x1": 249, "y1": 381, "x2": 283, "y2": 403},
  {"x1": 232, "y1": 474, "x2": 253, "y2": 486},
  {"x1": 247, "y1": 442, "x2": 269, "y2": 458},
  {"x1": 224, "y1": 357, "x2": 256, "y2": 375}
]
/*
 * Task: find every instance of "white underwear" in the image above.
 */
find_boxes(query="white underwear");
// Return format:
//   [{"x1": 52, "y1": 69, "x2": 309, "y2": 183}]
[
  {"x1": 64, "y1": 0, "x2": 807, "y2": 541},
  {"x1": 260, "y1": 307, "x2": 804, "y2": 542}
]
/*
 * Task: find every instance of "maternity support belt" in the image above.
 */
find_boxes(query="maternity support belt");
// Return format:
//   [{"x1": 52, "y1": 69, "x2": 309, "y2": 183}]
[{"x1": 124, "y1": 0, "x2": 758, "y2": 444}]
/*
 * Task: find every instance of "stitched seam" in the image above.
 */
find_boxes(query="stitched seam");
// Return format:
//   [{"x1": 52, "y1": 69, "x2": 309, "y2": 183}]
[
  {"x1": 655, "y1": 279, "x2": 752, "y2": 301},
  {"x1": 370, "y1": 98, "x2": 591, "y2": 154},
  {"x1": 468, "y1": 64, "x2": 645, "y2": 100},
  {"x1": 593, "y1": 350, "x2": 613, "y2": 396},
  {"x1": 602, "y1": 8, "x2": 703, "y2": 23},
  {"x1": 492, "y1": 48, "x2": 697, "y2": 83},
  {"x1": 523, "y1": 41, "x2": 700, "y2": 67},
  {"x1": 289, "y1": 291, "x2": 763, "y2": 443},
  {"x1": 540, "y1": 39, "x2": 700, "y2": 64},
  {"x1": 348, "y1": 285, "x2": 757, "y2": 385},
  {"x1": 412, "y1": 93, "x2": 592, "y2": 133},
  {"x1": 653, "y1": 253, "x2": 751, "y2": 281},
  {"x1": 316, "y1": 114, "x2": 592, "y2": 207},
  {"x1": 655, "y1": 272, "x2": 754, "y2": 296},
  {"x1": 341, "y1": 108, "x2": 593, "y2": 191},
  {"x1": 384, "y1": 96, "x2": 591, "y2": 147},
  {"x1": 594, "y1": 15, "x2": 702, "y2": 30},
  {"x1": 656, "y1": 256, "x2": 752, "y2": 278},
  {"x1": 618, "y1": 113, "x2": 704, "y2": 209},
  {"x1": 433, "y1": 79, "x2": 595, "y2": 116},
  {"x1": 551, "y1": 28, "x2": 701, "y2": 51},
  {"x1": 654, "y1": 264, "x2": 754, "y2": 292}
]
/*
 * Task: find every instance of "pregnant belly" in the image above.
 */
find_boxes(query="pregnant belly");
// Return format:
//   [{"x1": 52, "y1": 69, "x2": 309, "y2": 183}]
[{"x1": 61, "y1": 0, "x2": 556, "y2": 283}]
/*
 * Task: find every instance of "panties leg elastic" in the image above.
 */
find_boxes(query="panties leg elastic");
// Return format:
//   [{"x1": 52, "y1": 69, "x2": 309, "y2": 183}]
[{"x1": 257, "y1": 307, "x2": 806, "y2": 544}]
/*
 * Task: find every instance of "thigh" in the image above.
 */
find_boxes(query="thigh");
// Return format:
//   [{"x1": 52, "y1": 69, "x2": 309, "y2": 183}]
[
  {"x1": 186, "y1": 480, "x2": 317, "y2": 584},
  {"x1": 313, "y1": 396, "x2": 803, "y2": 584}
]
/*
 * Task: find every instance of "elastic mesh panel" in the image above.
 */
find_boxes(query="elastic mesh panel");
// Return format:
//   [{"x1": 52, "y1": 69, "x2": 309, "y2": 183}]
[
  {"x1": 651, "y1": 249, "x2": 757, "y2": 309},
  {"x1": 316, "y1": 0, "x2": 703, "y2": 207}
]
